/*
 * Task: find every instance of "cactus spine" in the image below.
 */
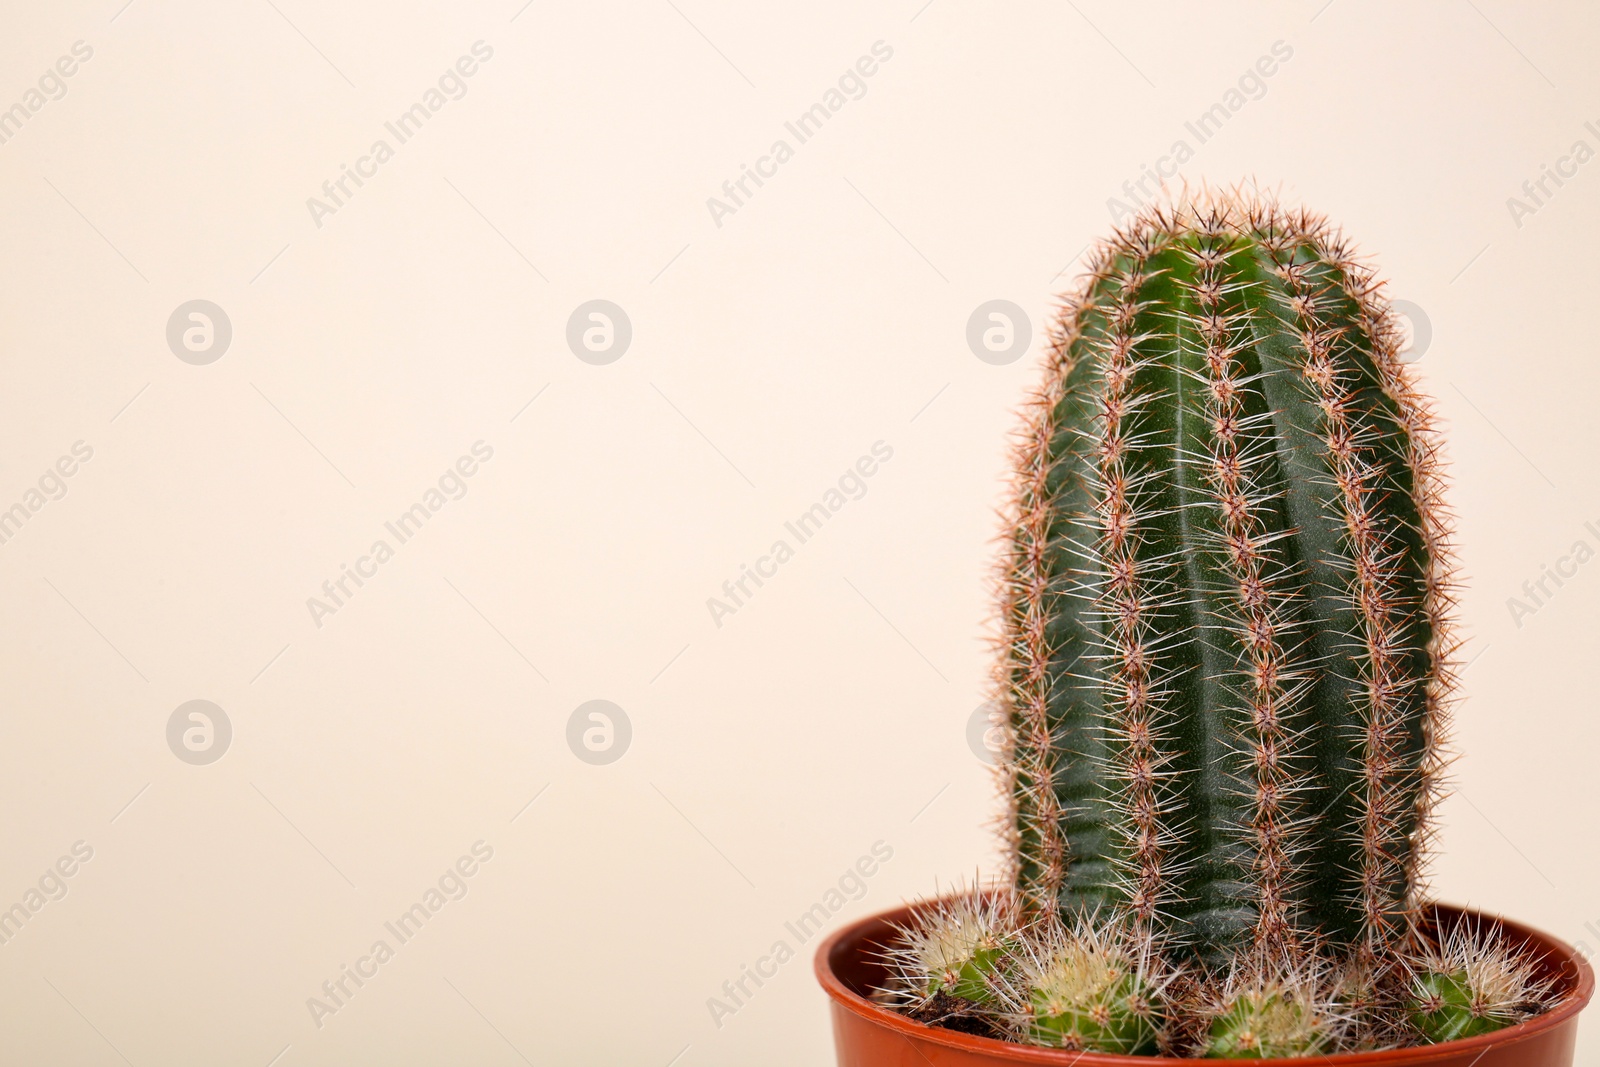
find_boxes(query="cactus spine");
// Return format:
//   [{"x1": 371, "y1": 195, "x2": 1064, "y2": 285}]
[{"x1": 996, "y1": 190, "x2": 1458, "y2": 1036}]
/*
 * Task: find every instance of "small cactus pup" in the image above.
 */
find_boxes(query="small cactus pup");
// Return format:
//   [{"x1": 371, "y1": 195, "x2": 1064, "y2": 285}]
[
  {"x1": 881, "y1": 889, "x2": 1020, "y2": 1030},
  {"x1": 1407, "y1": 919, "x2": 1555, "y2": 1044},
  {"x1": 1203, "y1": 965, "x2": 1351, "y2": 1059},
  {"x1": 1003, "y1": 915, "x2": 1169, "y2": 1054}
]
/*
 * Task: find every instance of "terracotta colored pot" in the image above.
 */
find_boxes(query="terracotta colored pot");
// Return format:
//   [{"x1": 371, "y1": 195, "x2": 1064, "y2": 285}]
[{"x1": 816, "y1": 901, "x2": 1592, "y2": 1067}]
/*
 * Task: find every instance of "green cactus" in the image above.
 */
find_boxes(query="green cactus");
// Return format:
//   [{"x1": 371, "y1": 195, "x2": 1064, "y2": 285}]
[
  {"x1": 997, "y1": 190, "x2": 1455, "y2": 971},
  {"x1": 1407, "y1": 920, "x2": 1554, "y2": 1044},
  {"x1": 979, "y1": 188, "x2": 1490, "y2": 1052},
  {"x1": 1202, "y1": 966, "x2": 1350, "y2": 1058},
  {"x1": 877, "y1": 190, "x2": 1557, "y2": 1054},
  {"x1": 1005, "y1": 916, "x2": 1167, "y2": 1054},
  {"x1": 883, "y1": 891, "x2": 1019, "y2": 1021},
  {"x1": 1411, "y1": 972, "x2": 1503, "y2": 1043}
]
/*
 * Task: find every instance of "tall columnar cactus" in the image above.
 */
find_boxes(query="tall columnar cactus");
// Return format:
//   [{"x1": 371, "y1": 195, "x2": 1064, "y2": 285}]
[
  {"x1": 997, "y1": 191, "x2": 1457, "y2": 974},
  {"x1": 885, "y1": 191, "x2": 1556, "y2": 1054}
]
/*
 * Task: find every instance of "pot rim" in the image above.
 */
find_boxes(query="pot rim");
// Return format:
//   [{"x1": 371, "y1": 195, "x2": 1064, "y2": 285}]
[{"x1": 814, "y1": 900, "x2": 1594, "y2": 1066}]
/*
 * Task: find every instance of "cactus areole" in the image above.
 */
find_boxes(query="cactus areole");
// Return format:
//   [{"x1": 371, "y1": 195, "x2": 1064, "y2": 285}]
[{"x1": 998, "y1": 191, "x2": 1453, "y2": 968}]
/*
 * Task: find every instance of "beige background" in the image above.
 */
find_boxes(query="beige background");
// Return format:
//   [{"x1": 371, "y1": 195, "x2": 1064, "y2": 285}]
[{"x1": 0, "y1": 1, "x2": 1596, "y2": 1064}]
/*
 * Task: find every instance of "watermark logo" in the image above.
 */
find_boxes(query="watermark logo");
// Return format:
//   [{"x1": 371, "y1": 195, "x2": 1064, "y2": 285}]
[
  {"x1": 1391, "y1": 300, "x2": 1432, "y2": 364},
  {"x1": 1574, "y1": 919, "x2": 1600, "y2": 961},
  {"x1": 566, "y1": 300, "x2": 632, "y2": 365},
  {"x1": 967, "y1": 699, "x2": 1005, "y2": 764},
  {"x1": 1106, "y1": 40, "x2": 1293, "y2": 223},
  {"x1": 0, "y1": 40, "x2": 94, "y2": 149},
  {"x1": 306, "y1": 840, "x2": 494, "y2": 1028},
  {"x1": 707, "y1": 840, "x2": 893, "y2": 1028},
  {"x1": 1506, "y1": 518, "x2": 1600, "y2": 629},
  {"x1": 305, "y1": 42, "x2": 494, "y2": 229},
  {"x1": 167, "y1": 700, "x2": 231, "y2": 765},
  {"x1": 167, "y1": 300, "x2": 232, "y2": 365},
  {"x1": 967, "y1": 300, "x2": 1031, "y2": 365},
  {"x1": 707, "y1": 441, "x2": 893, "y2": 628},
  {"x1": 0, "y1": 841, "x2": 93, "y2": 946},
  {"x1": 1506, "y1": 121, "x2": 1600, "y2": 230},
  {"x1": 306, "y1": 442, "x2": 495, "y2": 629},
  {"x1": 705, "y1": 41, "x2": 895, "y2": 229},
  {"x1": 567, "y1": 700, "x2": 631, "y2": 764},
  {"x1": 0, "y1": 440, "x2": 93, "y2": 548}
]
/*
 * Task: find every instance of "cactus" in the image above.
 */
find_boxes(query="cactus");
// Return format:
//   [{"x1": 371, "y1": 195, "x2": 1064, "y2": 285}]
[
  {"x1": 985, "y1": 187, "x2": 1475, "y2": 1050},
  {"x1": 876, "y1": 189, "x2": 1558, "y2": 1054},
  {"x1": 1202, "y1": 963, "x2": 1352, "y2": 1058},
  {"x1": 882, "y1": 890, "x2": 1020, "y2": 1028},
  {"x1": 1406, "y1": 919, "x2": 1554, "y2": 1043},
  {"x1": 1002, "y1": 913, "x2": 1169, "y2": 1054},
  {"x1": 998, "y1": 188, "x2": 1456, "y2": 969}
]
